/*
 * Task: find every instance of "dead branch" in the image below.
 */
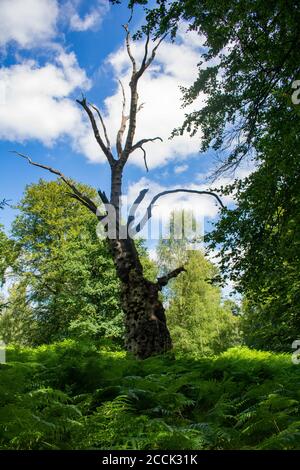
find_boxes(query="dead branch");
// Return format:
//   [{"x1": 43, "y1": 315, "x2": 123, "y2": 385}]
[
  {"x1": 122, "y1": 26, "x2": 168, "y2": 161},
  {"x1": 123, "y1": 24, "x2": 136, "y2": 74},
  {"x1": 157, "y1": 266, "x2": 186, "y2": 289},
  {"x1": 140, "y1": 28, "x2": 151, "y2": 71},
  {"x1": 127, "y1": 188, "x2": 149, "y2": 227},
  {"x1": 130, "y1": 136, "x2": 163, "y2": 155},
  {"x1": 10, "y1": 151, "x2": 99, "y2": 215},
  {"x1": 116, "y1": 80, "x2": 130, "y2": 158},
  {"x1": 136, "y1": 33, "x2": 169, "y2": 79},
  {"x1": 134, "y1": 188, "x2": 225, "y2": 233},
  {"x1": 76, "y1": 97, "x2": 115, "y2": 166},
  {"x1": 88, "y1": 102, "x2": 111, "y2": 151},
  {"x1": 140, "y1": 147, "x2": 149, "y2": 172}
]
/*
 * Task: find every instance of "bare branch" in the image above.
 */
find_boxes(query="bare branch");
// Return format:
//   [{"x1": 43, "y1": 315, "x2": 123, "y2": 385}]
[
  {"x1": 127, "y1": 188, "x2": 149, "y2": 227},
  {"x1": 116, "y1": 80, "x2": 129, "y2": 158},
  {"x1": 141, "y1": 147, "x2": 149, "y2": 172},
  {"x1": 130, "y1": 136, "x2": 163, "y2": 154},
  {"x1": 123, "y1": 24, "x2": 136, "y2": 74},
  {"x1": 129, "y1": 137, "x2": 163, "y2": 170},
  {"x1": 127, "y1": 6, "x2": 134, "y2": 24},
  {"x1": 10, "y1": 151, "x2": 99, "y2": 215},
  {"x1": 67, "y1": 193, "x2": 97, "y2": 213},
  {"x1": 135, "y1": 188, "x2": 225, "y2": 233},
  {"x1": 88, "y1": 102, "x2": 111, "y2": 151},
  {"x1": 136, "y1": 32, "x2": 169, "y2": 79},
  {"x1": 119, "y1": 79, "x2": 126, "y2": 115},
  {"x1": 76, "y1": 97, "x2": 115, "y2": 166},
  {"x1": 157, "y1": 266, "x2": 186, "y2": 289},
  {"x1": 140, "y1": 28, "x2": 151, "y2": 71},
  {"x1": 122, "y1": 29, "x2": 168, "y2": 158}
]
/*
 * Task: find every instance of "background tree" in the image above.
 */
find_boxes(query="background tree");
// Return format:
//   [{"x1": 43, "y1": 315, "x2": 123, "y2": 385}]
[
  {"x1": 0, "y1": 281, "x2": 34, "y2": 345},
  {"x1": 3, "y1": 179, "x2": 124, "y2": 345},
  {"x1": 157, "y1": 210, "x2": 240, "y2": 356},
  {"x1": 0, "y1": 198, "x2": 15, "y2": 287},
  {"x1": 156, "y1": 209, "x2": 200, "y2": 299},
  {"x1": 0, "y1": 228, "x2": 13, "y2": 287},
  {"x1": 209, "y1": 98, "x2": 300, "y2": 351}
]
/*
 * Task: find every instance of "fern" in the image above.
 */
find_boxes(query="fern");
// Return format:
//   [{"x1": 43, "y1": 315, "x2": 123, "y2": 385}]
[{"x1": 1, "y1": 342, "x2": 300, "y2": 450}]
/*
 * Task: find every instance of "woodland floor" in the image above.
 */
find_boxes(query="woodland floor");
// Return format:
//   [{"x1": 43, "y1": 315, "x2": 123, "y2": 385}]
[{"x1": 1, "y1": 341, "x2": 300, "y2": 450}]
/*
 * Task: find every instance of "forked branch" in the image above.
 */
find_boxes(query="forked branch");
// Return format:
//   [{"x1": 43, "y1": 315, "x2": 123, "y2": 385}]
[
  {"x1": 136, "y1": 32, "x2": 168, "y2": 80},
  {"x1": 130, "y1": 136, "x2": 163, "y2": 154},
  {"x1": 122, "y1": 26, "x2": 168, "y2": 160},
  {"x1": 76, "y1": 97, "x2": 115, "y2": 166}
]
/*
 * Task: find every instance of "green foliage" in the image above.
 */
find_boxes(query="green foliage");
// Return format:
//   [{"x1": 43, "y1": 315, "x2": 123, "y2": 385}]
[
  {"x1": 0, "y1": 226, "x2": 15, "y2": 287},
  {"x1": 0, "y1": 179, "x2": 124, "y2": 345},
  {"x1": 125, "y1": 0, "x2": 299, "y2": 165},
  {"x1": 209, "y1": 98, "x2": 300, "y2": 351},
  {"x1": 156, "y1": 211, "x2": 240, "y2": 356},
  {"x1": 166, "y1": 251, "x2": 240, "y2": 356},
  {"x1": 1, "y1": 341, "x2": 300, "y2": 450}
]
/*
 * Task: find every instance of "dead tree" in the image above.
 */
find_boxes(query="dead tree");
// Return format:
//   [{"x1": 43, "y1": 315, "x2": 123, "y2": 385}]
[{"x1": 12, "y1": 26, "x2": 224, "y2": 359}]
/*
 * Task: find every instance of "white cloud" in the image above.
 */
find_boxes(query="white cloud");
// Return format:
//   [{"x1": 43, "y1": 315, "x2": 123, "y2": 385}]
[
  {"x1": 67, "y1": 0, "x2": 109, "y2": 32},
  {"x1": 0, "y1": 52, "x2": 101, "y2": 157},
  {"x1": 94, "y1": 29, "x2": 205, "y2": 169},
  {"x1": 0, "y1": 0, "x2": 58, "y2": 48},
  {"x1": 0, "y1": 0, "x2": 111, "y2": 161},
  {"x1": 0, "y1": 0, "x2": 110, "y2": 49},
  {"x1": 174, "y1": 164, "x2": 188, "y2": 174}
]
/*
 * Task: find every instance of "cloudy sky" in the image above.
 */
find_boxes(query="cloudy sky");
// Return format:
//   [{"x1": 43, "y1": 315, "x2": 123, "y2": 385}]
[{"x1": 0, "y1": 0, "x2": 253, "y2": 283}]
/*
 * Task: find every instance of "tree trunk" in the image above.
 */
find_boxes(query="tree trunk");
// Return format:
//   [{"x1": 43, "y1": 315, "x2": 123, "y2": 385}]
[
  {"x1": 109, "y1": 236, "x2": 172, "y2": 359},
  {"x1": 107, "y1": 164, "x2": 172, "y2": 358}
]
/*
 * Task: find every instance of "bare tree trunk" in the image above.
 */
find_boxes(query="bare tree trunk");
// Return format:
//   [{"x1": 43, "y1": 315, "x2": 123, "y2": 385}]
[
  {"x1": 110, "y1": 237, "x2": 172, "y2": 358},
  {"x1": 109, "y1": 164, "x2": 172, "y2": 358}
]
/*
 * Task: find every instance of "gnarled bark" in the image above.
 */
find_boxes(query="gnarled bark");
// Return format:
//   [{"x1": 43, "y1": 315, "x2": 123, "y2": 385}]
[{"x1": 109, "y1": 236, "x2": 172, "y2": 358}]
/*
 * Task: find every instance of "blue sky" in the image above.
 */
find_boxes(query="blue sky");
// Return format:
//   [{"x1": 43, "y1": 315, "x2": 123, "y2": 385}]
[{"x1": 0, "y1": 0, "x2": 253, "y2": 282}]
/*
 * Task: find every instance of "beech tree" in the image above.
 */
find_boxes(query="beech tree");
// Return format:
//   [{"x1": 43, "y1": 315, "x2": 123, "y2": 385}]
[{"x1": 12, "y1": 24, "x2": 223, "y2": 358}]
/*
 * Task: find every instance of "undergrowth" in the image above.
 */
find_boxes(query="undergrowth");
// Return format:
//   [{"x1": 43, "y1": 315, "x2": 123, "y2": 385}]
[{"x1": 1, "y1": 341, "x2": 300, "y2": 450}]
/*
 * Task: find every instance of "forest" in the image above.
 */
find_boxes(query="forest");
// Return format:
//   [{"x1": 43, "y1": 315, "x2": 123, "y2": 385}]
[{"x1": 0, "y1": 0, "x2": 300, "y2": 453}]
